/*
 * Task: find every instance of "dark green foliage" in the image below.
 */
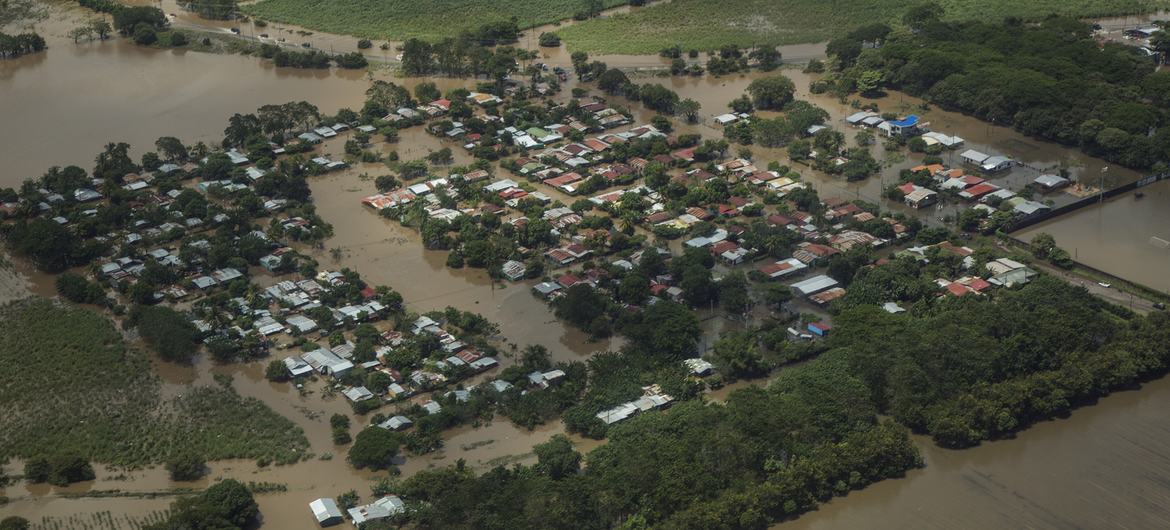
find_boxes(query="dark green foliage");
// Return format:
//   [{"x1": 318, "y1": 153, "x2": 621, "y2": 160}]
[
  {"x1": 746, "y1": 75, "x2": 795, "y2": 110},
  {"x1": 0, "y1": 517, "x2": 30, "y2": 530},
  {"x1": 534, "y1": 435, "x2": 581, "y2": 480},
  {"x1": 127, "y1": 305, "x2": 199, "y2": 363},
  {"x1": 553, "y1": 284, "x2": 610, "y2": 333},
  {"x1": 621, "y1": 300, "x2": 700, "y2": 360},
  {"x1": 55, "y1": 273, "x2": 107, "y2": 305},
  {"x1": 166, "y1": 452, "x2": 207, "y2": 481},
  {"x1": 264, "y1": 359, "x2": 290, "y2": 382},
  {"x1": 336, "y1": 51, "x2": 369, "y2": 69},
  {"x1": 348, "y1": 427, "x2": 400, "y2": 469},
  {"x1": 23, "y1": 454, "x2": 94, "y2": 486},
  {"x1": 831, "y1": 16, "x2": 1167, "y2": 169},
  {"x1": 829, "y1": 276, "x2": 1168, "y2": 447},
  {"x1": 398, "y1": 356, "x2": 920, "y2": 529},
  {"x1": 144, "y1": 479, "x2": 258, "y2": 530},
  {"x1": 0, "y1": 32, "x2": 45, "y2": 59},
  {"x1": 2, "y1": 218, "x2": 98, "y2": 273}
]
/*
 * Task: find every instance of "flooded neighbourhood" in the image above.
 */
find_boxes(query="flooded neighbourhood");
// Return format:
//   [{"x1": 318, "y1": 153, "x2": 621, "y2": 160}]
[{"x1": 4, "y1": 1, "x2": 1170, "y2": 529}]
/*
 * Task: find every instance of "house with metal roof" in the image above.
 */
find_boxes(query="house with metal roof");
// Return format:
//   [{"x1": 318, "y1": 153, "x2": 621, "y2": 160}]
[
  {"x1": 921, "y1": 131, "x2": 965, "y2": 149},
  {"x1": 378, "y1": 415, "x2": 413, "y2": 431},
  {"x1": 790, "y1": 275, "x2": 840, "y2": 297},
  {"x1": 308, "y1": 498, "x2": 344, "y2": 527},
  {"x1": 1033, "y1": 174, "x2": 1070, "y2": 191},
  {"x1": 960, "y1": 149, "x2": 989, "y2": 166},
  {"x1": 980, "y1": 155, "x2": 1013, "y2": 173},
  {"x1": 348, "y1": 496, "x2": 406, "y2": 526},
  {"x1": 283, "y1": 356, "x2": 314, "y2": 378}
]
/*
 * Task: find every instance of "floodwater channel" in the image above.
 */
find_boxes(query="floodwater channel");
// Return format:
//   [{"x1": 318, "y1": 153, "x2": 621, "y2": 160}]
[{"x1": 3, "y1": 2, "x2": 1170, "y2": 528}]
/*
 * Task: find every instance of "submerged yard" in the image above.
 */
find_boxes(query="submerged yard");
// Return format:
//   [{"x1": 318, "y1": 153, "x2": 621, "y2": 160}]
[{"x1": 0, "y1": 300, "x2": 308, "y2": 467}]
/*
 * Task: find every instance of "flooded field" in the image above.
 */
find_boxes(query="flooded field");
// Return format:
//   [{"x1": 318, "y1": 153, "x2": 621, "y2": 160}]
[{"x1": 1017, "y1": 179, "x2": 1170, "y2": 294}]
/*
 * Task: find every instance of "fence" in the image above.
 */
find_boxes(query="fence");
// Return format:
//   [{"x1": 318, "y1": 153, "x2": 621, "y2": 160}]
[{"x1": 1005, "y1": 172, "x2": 1170, "y2": 233}]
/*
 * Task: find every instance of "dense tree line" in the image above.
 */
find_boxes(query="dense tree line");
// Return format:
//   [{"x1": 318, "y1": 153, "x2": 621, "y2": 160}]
[
  {"x1": 828, "y1": 275, "x2": 1168, "y2": 448},
  {"x1": 0, "y1": 32, "x2": 45, "y2": 59},
  {"x1": 2, "y1": 218, "x2": 103, "y2": 273},
  {"x1": 398, "y1": 20, "x2": 532, "y2": 80},
  {"x1": 142, "y1": 479, "x2": 258, "y2": 530},
  {"x1": 395, "y1": 351, "x2": 920, "y2": 529},
  {"x1": 828, "y1": 14, "x2": 1168, "y2": 170}
]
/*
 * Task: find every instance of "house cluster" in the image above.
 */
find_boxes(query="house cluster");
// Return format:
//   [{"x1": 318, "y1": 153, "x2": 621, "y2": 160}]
[
  {"x1": 306, "y1": 313, "x2": 502, "y2": 421},
  {"x1": 898, "y1": 241, "x2": 1039, "y2": 297},
  {"x1": 594, "y1": 384, "x2": 675, "y2": 425},
  {"x1": 899, "y1": 162, "x2": 1057, "y2": 220},
  {"x1": 309, "y1": 495, "x2": 406, "y2": 528}
]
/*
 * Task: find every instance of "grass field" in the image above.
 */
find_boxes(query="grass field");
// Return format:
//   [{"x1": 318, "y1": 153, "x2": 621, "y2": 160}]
[
  {"x1": 557, "y1": 0, "x2": 1170, "y2": 53},
  {"x1": 242, "y1": 0, "x2": 627, "y2": 41},
  {"x1": 0, "y1": 299, "x2": 308, "y2": 467}
]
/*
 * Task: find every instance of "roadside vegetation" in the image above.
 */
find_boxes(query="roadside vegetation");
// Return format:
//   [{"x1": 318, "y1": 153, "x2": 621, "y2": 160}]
[
  {"x1": 0, "y1": 300, "x2": 308, "y2": 468},
  {"x1": 242, "y1": 0, "x2": 627, "y2": 41},
  {"x1": 557, "y1": 0, "x2": 1169, "y2": 53}
]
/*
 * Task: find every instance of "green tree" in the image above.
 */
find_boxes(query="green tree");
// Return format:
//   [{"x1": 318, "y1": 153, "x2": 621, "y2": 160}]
[
  {"x1": 265, "y1": 359, "x2": 290, "y2": 382},
  {"x1": 746, "y1": 75, "x2": 795, "y2": 110},
  {"x1": 711, "y1": 330, "x2": 766, "y2": 379},
  {"x1": 719, "y1": 271, "x2": 750, "y2": 315},
  {"x1": 856, "y1": 70, "x2": 883, "y2": 95},
  {"x1": 534, "y1": 435, "x2": 581, "y2": 480},
  {"x1": 166, "y1": 452, "x2": 206, "y2": 481},
  {"x1": 598, "y1": 68, "x2": 630, "y2": 94},
  {"x1": 0, "y1": 517, "x2": 30, "y2": 530},
  {"x1": 1030, "y1": 232, "x2": 1056, "y2": 259},
  {"x1": 48, "y1": 454, "x2": 95, "y2": 486},
  {"x1": 126, "y1": 305, "x2": 199, "y2": 363},
  {"x1": 348, "y1": 427, "x2": 400, "y2": 470},
  {"x1": 623, "y1": 300, "x2": 700, "y2": 359},
  {"x1": 23, "y1": 457, "x2": 50, "y2": 483},
  {"x1": 677, "y1": 98, "x2": 701, "y2": 123},
  {"x1": 903, "y1": 2, "x2": 944, "y2": 31}
]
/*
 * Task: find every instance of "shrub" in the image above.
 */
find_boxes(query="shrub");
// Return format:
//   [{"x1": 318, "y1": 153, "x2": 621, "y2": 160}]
[
  {"x1": 539, "y1": 32, "x2": 561, "y2": 47},
  {"x1": 165, "y1": 452, "x2": 206, "y2": 481}
]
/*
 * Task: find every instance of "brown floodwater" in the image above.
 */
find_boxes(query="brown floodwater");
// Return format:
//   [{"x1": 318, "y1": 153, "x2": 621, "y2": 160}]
[
  {"x1": 0, "y1": 4, "x2": 371, "y2": 186},
  {"x1": 1017, "y1": 179, "x2": 1170, "y2": 294},
  {"x1": 779, "y1": 376, "x2": 1170, "y2": 530},
  {"x1": 6, "y1": 4, "x2": 1170, "y2": 527}
]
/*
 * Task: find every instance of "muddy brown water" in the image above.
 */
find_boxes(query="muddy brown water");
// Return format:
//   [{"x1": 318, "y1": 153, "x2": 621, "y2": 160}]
[
  {"x1": 4, "y1": 3, "x2": 1170, "y2": 527},
  {"x1": 778, "y1": 376, "x2": 1170, "y2": 530},
  {"x1": 1017, "y1": 179, "x2": 1170, "y2": 295},
  {"x1": 0, "y1": 4, "x2": 371, "y2": 185}
]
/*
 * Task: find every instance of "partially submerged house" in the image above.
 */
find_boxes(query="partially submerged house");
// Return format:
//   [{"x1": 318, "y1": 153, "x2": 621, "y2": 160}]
[{"x1": 309, "y1": 498, "x2": 344, "y2": 527}]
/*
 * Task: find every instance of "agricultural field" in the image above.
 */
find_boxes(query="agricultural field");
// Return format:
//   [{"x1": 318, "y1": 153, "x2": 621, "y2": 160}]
[
  {"x1": 242, "y1": 0, "x2": 627, "y2": 41},
  {"x1": 557, "y1": 0, "x2": 1170, "y2": 53},
  {"x1": 0, "y1": 299, "x2": 308, "y2": 467}
]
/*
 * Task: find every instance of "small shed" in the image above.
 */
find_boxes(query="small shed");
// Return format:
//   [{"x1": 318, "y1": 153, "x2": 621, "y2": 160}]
[{"x1": 309, "y1": 498, "x2": 344, "y2": 527}]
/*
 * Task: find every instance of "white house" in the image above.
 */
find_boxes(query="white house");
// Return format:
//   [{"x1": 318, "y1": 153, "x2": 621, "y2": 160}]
[
  {"x1": 348, "y1": 496, "x2": 406, "y2": 526},
  {"x1": 309, "y1": 498, "x2": 344, "y2": 527}
]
